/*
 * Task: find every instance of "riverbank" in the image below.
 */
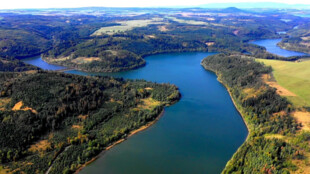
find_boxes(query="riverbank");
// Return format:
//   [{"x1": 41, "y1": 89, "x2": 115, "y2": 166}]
[
  {"x1": 41, "y1": 48, "x2": 214, "y2": 73},
  {"x1": 201, "y1": 62, "x2": 252, "y2": 173},
  {"x1": 201, "y1": 54, "x2": 299, "y2": 173},
  {"x1": 75, "y1": 109, "x2": 167, "y2": 174}
]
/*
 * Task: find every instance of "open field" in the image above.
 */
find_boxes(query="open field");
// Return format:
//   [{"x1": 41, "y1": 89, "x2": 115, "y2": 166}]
[
  {"x1": 71, "y1": 57, "x2": 101, "y2": 64},
  {"x1": 12, "y1": 101, "x2": 38, "y2": 114},
  {"x1": 92, "y1": 18, "x2": 165, "y2": 36},
  {"x1": 167, "y1": 17, "x2": 208, "y2": 25},
  {"x1": 257, "y1": 59, "x2": 310, "y2": 107},
  {"x1": 261, "y1": 74, "x2": 296, "y2": 97},
  {"x1": 293, "y1": 111, "x2": 310, "y2": 131}
]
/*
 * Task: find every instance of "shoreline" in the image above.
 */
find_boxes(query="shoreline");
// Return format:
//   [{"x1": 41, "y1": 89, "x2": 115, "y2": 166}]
[
  {"x1": 217, "y1": 76, "x2": 251, "y2": 134},
  {"x1": 74, "y1": 109, "x2": 166, "y2": 174},
  {"x1": 214, "y1": 76, "x2": 252, "y2": 171},
  {"x1": 201, "y1": 63, "x2": 251, "y2": 134},
  {"x1": 39, "y1": 49, "x2": 212, "y2": 73},
  {"x1": 201, "y1": 63, "x2": 251, "y2": 172}
]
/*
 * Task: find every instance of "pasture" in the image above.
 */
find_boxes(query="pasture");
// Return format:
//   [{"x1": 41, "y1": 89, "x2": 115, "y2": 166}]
[{"x1": 257, "y1": 59, "x2": 310, "y2": 107}]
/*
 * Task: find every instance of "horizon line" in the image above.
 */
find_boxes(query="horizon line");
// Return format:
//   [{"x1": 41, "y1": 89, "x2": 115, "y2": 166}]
[{"x1": 1, "y1": 2, "x2": 310, "y2": 10}]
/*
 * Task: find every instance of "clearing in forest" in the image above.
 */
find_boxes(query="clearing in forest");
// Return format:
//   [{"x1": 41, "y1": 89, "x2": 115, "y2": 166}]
[
  {"x1": 0, "y1": 97, "x2": 10, "y2": 111},
  {"x1": 92, "y1": 18, "x2": 165, "y2": 36},
  {"x1": 135, "y1": 97, "x2": 161, "y2": 111},
  {"x1": 257, "y1": 59, "x2": 310, "y2": 107},
  {"x1": 28, "y1": 140, "x2": 51, "y2": 154},
  {"x1": 293, "y1": 111, "x2": 310, "y2": 131},
  {"x1": 12, "y1": 101, "x2": 38, "y2": 114},
  {"x1": 71, "y1": 57, "x2": 101, "y2": 64}
]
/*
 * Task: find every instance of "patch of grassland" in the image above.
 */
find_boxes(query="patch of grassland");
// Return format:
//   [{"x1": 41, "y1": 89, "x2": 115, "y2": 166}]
[
  {"x1": 167, "y1": 17, "x2": 208, "y2": 25},
  {"x1": 0, "y1": 166, "x2": 9, "y2": 174},
  {"x1": 293, "y1": 111, "x2": 310, "y2": 131},
  {"x1": 0, "y1": 98, "x2": 10, "y2": 111},
  {"x1": 28, "y1": 140, "x2": 52, "y2": 155},
  {"x1": 242, "y1": 86, "x2": 266, "y2": 100},
  {"x1": 135, "y1": 97, "x2": 161, "y2": 111},
  {"x1": 12, "y1": 101, "x2": 38, "y2": 114},
  {"x1": 92, "y1": 18, "x2": 165, "y2": 36},
  {"x1": 257, "y1": 59, "x2": 310, "y2": 107},
  {"x1": 264, "y1": 133, "x2": 286, "y2": 140},
  {"x1": 71, "y1": 57, "x2": 101, "y2": 64}
]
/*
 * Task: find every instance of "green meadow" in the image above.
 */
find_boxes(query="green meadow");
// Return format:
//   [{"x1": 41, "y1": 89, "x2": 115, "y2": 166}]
[{"x1": 257, "y1": 59, "x2": 310, "y2": 107}]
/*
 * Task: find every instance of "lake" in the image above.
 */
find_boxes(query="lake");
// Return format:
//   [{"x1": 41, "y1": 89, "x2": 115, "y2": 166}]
[
  {"x1": 23, "y1": 52, "x2": 248, "y2": 174},
  {"x1": 251, "y1": 38, "x2": 307, "y2": 57}
]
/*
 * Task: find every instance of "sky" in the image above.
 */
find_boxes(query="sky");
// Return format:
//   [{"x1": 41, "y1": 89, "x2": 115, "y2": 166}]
[{"x1": 1, "y1": 0, "x2": 310, "y2": 9}]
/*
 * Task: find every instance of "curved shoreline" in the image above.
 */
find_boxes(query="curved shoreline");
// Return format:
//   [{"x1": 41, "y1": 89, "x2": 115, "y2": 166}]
[
  {"x1": 217, "y1": 81, "x2": 250, "y2": 173},
  {"x1": 23, "y1": 52, "x2": 246, "y2": 174},
  {"x1": 40, "y1": 48, "x2": 212, "y2": 73},
  {"x1": 74, "y1": 109, "x2": 166, "y2": 174},
  {"x1": 75, "y1": 63, "x2": 249, "y2": 174},
  {"x1": 201, "y1": 63, "x2": 250, "y2": 173}
]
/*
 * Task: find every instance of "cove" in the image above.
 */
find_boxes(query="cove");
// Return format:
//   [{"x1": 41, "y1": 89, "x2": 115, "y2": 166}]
[
  {"x1": 23, "y1": 52, "x2": 248, "y2": 174},
  {"x1": 251, "y1": 38, "x2": 307, "y2": 57}
]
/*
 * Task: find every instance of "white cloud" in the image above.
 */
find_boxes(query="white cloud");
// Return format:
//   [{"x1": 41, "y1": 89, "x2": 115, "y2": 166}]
[{"x1": 0, "y1": 0, "x2": 310, "y2": 9}]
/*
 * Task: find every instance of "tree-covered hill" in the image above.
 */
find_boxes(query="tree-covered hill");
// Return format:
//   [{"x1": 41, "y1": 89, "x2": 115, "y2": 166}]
[
  {"x1": 0, "y1": 70, "x2": 180, "y2": 173},
  {"x1": 0, "y1": 57, "x2": 39, "y2": 72},
  {"x1": 1, "y1": 9, "x2": 308, "y2": 72}
]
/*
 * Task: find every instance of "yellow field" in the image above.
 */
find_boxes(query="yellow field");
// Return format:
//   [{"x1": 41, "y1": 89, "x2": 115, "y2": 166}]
[
  {"x1": 257, "y1": 59, "x2": 310, "y2": 107},
  {"x1": 12, "y1": 101, "x2": 38, "y2": 114},
  {"x1": 71, "y1": 57, "x2": 101, "y2": 64},
  {"x1": 28, "y1": 140, "x2": 51, "y2": 154},
  {"x1": 92, "y1": 18, "x2": 165, "y2": 36}
]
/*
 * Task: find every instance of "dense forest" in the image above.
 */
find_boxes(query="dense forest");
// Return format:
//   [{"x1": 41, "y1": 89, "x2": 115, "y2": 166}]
[
  {"x1": 202, "y1": 54, "x2": 309, "y2": 173},
  {"x1": 0, "y1": 58, "x2": 39, "y2": 72},
  {"x1": 0, "y1": 67, "x2": 180, "y2": 173}
]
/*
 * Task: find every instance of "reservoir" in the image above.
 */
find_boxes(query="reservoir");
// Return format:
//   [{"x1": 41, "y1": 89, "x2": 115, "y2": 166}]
[
  {"x1": 23, "y1": 52, "x2": 248, "y2": 174},
  {"x1": 251, "y1": 38, "x2": 307, "y2": 57}
]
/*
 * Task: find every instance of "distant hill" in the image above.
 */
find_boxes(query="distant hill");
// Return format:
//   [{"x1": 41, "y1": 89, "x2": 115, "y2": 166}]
[
  {"x1": 221, "y1": 7, "x2": 246, "y2": 13},
  {"x1": 200, "y1": 2, "x2": 310, "y2": 9}
]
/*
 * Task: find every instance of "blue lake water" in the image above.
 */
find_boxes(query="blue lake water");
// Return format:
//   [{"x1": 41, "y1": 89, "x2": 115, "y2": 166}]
[
  {"x1": 251, "y1": 39, "x2": 307, "y2": 57},
  {"x1": 23, "y1": 52, "x2": 248, "y2": 174},
  {"x1": 22, "y1": 56, "x2": 66, "y2": 70}
]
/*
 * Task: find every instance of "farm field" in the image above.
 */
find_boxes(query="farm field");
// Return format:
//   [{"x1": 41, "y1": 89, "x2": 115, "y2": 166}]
[
  {"x1": 92, "y1": 18, "x2": 165, "y2": 35},
  {"x1": 257, "y1": 59, "x2": 310, "y2": 107}
]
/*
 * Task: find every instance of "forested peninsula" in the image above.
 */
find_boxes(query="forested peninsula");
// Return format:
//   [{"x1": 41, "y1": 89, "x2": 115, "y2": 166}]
[{"x1": 0, "y1": 62, "x2": 180, "y2": 173}]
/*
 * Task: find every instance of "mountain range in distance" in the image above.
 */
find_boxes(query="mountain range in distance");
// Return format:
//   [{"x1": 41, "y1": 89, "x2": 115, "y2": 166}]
[{"x1": 199, "y1": 2, "x2": 310, "y2": 9}]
